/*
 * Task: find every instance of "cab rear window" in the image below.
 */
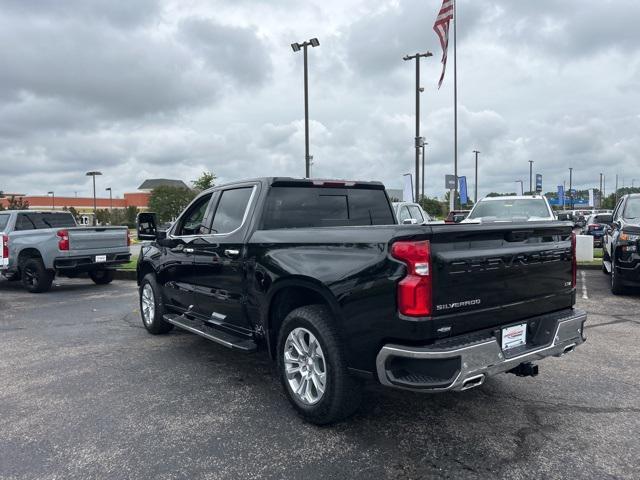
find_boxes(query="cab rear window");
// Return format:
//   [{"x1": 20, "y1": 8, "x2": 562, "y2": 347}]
[
  {"x1": 0, "y1": 214, "x2": 9, "y2": 231},
  {"x1": 262, "y1": 187, "x2": 394, "y2": 229}
]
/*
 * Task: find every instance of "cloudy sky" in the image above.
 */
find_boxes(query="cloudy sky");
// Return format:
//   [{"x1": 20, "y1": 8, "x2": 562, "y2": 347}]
[{"x1": 1, "y1": 0, "x2": 639, "y2": 200}]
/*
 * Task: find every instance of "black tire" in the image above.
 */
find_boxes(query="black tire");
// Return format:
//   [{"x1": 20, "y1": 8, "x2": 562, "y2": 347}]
[
  {"x1": 89, "y1": 269, "x2": 114, "y2": 285},
  {"x1": 610, "y1": 255, "x2": 626, "y2": 295},
  {"x1": 139, "y1": 274, "x2": 173, "y2": 334},
  {"x1": 21, "y1": 258, "x2": 54, "y2": 293},
  {"x1": 277, "y1": 305, "x2": 362, "y2": 425}
]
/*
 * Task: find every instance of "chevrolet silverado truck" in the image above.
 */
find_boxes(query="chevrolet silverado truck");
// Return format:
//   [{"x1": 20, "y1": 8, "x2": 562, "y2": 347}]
[
  {"x1": 0, "y1": 210, "x2": 130, "y2": 293},
  {"x1": 603, "y1": 193, "x2": 640, "y2": 294},
  {"x1": 136, "y1": 178, "x2": 586, "y2": 424}
]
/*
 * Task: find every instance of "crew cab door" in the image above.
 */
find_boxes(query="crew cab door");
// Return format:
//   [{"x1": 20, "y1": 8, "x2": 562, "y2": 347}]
[
  {"x1": 605, "y1": 198, "x2": 625, "y2": 256},
  {"x1": 190, "y1": 184, "x2": 258, "y2": 337},
  {"x1": 159, "y1": 193, "x2": 214, "y2": 312}
]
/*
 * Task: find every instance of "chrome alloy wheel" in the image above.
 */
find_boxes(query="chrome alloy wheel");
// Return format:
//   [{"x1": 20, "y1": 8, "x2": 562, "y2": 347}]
[
  {"x1": 284, "y1": 327, "x2": 327, "y2": 405},
  {"x1": 141, "y1": 283, "x2": 155, "y2": 326}
]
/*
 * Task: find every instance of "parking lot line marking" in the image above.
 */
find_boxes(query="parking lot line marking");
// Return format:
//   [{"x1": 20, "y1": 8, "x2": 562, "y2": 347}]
[{"x1": 581, "y1": 270, "x2": 589, "y2": 300}]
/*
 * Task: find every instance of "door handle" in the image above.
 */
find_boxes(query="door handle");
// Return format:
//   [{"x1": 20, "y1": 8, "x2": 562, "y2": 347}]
[
  {"x1": 183, "y1": 247, "x2": 194, "y2": 253},
  {"x1": 224, "y1": 249, "x2": 240, "y2": 258}
]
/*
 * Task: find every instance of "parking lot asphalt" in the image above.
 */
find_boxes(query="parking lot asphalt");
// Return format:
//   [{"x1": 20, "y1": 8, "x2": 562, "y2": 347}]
[{"x1": 1, "y1": 271, "x2": 639, "y2": 480}]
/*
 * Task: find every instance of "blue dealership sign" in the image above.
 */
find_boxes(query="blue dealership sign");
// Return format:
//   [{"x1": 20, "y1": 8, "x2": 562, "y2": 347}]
[
  {"x1": 459, "y1": 176, "x2": 468, "y2": 204},
  {"x1": 557, "y1": 185, "x2": 564, "y2": 205}
]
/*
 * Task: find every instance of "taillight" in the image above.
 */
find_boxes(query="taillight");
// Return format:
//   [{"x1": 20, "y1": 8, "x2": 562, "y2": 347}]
[
  {"x1": 2, "y1": 234, "x2": 8, "y2": 259},
  {"x1": 391, "y1": 240, "x2": 432, "y2": 317},
  {"x1": 571, "y1": 232, "x2": 577, "y2": 288},
  {"x1": 126, "y1": 230, "x2": 131, "y2": 246},
  {"x1": 57, "y1": 229, "x2": 69, "y2": 251}
]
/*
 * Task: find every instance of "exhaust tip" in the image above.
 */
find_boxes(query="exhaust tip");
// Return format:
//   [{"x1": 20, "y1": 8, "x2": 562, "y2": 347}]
[
  {"x1": 562, "y1": 344, "x2": 576, "y2": 355},
  {"x1": 461, "y1": 374, "x2": 485, "y2": 391}
]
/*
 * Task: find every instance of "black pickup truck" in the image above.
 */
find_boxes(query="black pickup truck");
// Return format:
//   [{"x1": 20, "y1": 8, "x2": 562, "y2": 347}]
[
  {"x1": 136, "y1": 177, "x2": 586, "y2": 424},
  {"x1": 603, "y1": 193, "x2": 640, "y2": 294}
]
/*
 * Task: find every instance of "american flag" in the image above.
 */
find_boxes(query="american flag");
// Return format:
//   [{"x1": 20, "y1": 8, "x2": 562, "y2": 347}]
[{"x1": 433, "y1": 0, "x2": 454, "y2": 88}]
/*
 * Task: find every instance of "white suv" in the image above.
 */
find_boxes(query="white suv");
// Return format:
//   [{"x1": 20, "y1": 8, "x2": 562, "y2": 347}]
[{"x1": 463, "y1": 195, "x2": 555, "y2": 223}]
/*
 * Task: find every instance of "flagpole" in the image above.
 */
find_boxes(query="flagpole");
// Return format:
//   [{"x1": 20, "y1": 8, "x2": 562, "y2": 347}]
[{"x1": 453, "y1": 0, "x2": 458, "y2": 210}]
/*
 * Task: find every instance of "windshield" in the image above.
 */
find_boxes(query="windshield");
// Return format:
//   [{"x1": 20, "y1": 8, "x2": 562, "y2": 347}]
[
  {"x1": 624, "y1": 197, "x2": 640, "y2": 219},
  {"x1": 468, "y1": 199, "x2": 551, "y2": 221},
  {"x1": 0, "y1": 214, "x2": 9, "y2": 231}
]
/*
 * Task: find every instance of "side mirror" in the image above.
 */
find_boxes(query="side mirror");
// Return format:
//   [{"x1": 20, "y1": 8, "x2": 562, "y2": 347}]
[
  {"x1": 402, "y1": 218, "x2": 418, "y2": 225},
  {"x1": 453, "y1": 214, "x2": 465, "y2": 223},
  {"x1": 137, "y1": 212, "x2": 158, "y2": 240}
]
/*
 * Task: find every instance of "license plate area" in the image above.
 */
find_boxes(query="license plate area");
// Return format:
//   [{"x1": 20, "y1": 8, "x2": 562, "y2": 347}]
[
  {"x1": 501, "y1": 323, "x2": 527, "y2": 352},
  {"x1": 95, "y1": 255, "x2": 107, "y2": 263}
]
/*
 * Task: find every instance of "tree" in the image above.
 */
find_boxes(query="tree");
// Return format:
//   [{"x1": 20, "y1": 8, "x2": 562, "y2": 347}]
[
  {"x1": 96, "y1": 209, "x2": 111, "y2": 225},
  {"x1": 7, "y1": 196, "x2": 29, "y2": 210},
  {"x1": 124, "y1": 206, "x2": 139, "y2": 228},
  {"x1": 148, "y1": 186, "x2": 196, "y2": 223},
  {"x1": 192, "y1": 171, "x2": 217, "y2": 192},
  {"x1": 68, "y1": 207, "x2": 80, "y2": 222},
  {"x1": 419, "y1": 197, "x2": 445, "y2": 218}
]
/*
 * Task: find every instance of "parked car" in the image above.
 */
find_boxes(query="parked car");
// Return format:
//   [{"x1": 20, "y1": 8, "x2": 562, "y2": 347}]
[
  {"x1": 444, "y1": 209, "x2": 470, "y2": 223},
  {"x1": 392, "y1": 202, "x2": 432, "y2": 224},
  {"x1": 581, "y1": 213, "x2": 614, "y2": 247},
  {"x1": 603, "y1": 193, "x2": 640, "y2": 294},
  {"x1": 0, "y1": 210, "x2": 130, "y2": 292},
  {"x1": 135, "y1": 177, "x2": 585, "y2": 424},
  {"x1": 463, "y1": 195, "x2": 555, "y2": 223}
]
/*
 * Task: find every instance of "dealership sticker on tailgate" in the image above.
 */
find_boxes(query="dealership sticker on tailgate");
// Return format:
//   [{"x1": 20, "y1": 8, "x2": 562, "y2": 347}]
[{"x1": 502, "y1": 323, "x2": 527, "y2": 351}]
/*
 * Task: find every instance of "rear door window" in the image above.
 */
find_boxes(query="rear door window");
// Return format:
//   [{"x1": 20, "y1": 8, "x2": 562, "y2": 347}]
[
  {"x1": 409, "y1": 205, "x2": 424, "y2": 222},
  {"x1": 211, "y1": 187, "x2": 254, "y2": 234},
  {"x1": 0, "y1": 214, "x2": 10, "y2": 231}
]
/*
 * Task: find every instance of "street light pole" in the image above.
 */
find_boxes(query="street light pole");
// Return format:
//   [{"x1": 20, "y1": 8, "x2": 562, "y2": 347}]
[
  {"x1": 599, "y1": 173, "x2": 603, "y2": 208},
  {"x1": 473, "y1": 150, "x2": 480, "y2": 203},
  {"x1": 515, "y1": 180, "x2": 524, "y2": 196},
  {"x1": 403, "y1": 51, "x2": 433, "y2": 203},
  {"x1": 106, "y1": 187, "x2": 112, "y2": 211},
  {"x1": 568, "y1": 167, "x2": 573, "y2": 209},
  {"x1": 47, "y1": 191, "x2": 55, "y2": 210},
  {"x1": 86, "y1": 171, "x2": 102, "y2": 226},
  {"x1": 528, "y1": 160, "x2": 534, "y2": 194},
  {"x1": 421, "y1": 142, "x2": 427, "y2": 201},
  {"x1": 291, "y1": 38, "x2": 320, "y2": 178}
]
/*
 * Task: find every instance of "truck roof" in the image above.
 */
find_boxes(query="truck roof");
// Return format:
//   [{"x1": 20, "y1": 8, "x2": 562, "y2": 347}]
[
  {"x1": 203, "y1": 177, "x2": 386, "y2": 192},
  {"x1": 0, "y1": 210, "x2": 74, "y2": 214},
  {"x1": 479, "y1": 195, "x2": 547, "y2": 202}
]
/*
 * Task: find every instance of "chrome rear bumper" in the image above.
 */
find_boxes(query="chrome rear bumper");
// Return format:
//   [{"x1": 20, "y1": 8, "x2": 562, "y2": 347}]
[{"x1": 376, "y1": 309, "x2": 587, "y2": 392}]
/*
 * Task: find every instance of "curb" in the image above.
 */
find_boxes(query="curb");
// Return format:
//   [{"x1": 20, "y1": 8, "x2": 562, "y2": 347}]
[
  {"x1": 578, "y1": 263, "x2": 602, "y2": 271},
  {"x1": 114, "y1": 270, "x2": 137, "y2": 281}
]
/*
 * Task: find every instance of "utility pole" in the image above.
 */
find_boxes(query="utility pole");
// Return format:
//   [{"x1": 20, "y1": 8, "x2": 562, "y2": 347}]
[
  {"x1": 528, "y1": 160, "x2": 534, "y2": 194},
  {"x1": 47, "y1": 191, "x2": 55, "y2": 210},
  {"x1": 568, "y1": 167, "x2": 573, "y2": 209},
  {"x1": 105, "y1": 187, "x2": 113, "y2": 211},
  {"x1": 615, "y1": 174, "x2": 619, "y2": 203},
  {"x1": 403, "y1": 51, "x2": 432, "y2": 203},
  {"x1": 473, "y1": 150, "x2": 480, "y2": 203},
  {"x1": 291, "y1": 38, "x2": 320, "y2": 178},
  {"x1": 599, "y1": 173, "x2": 603, "y2": 208}
]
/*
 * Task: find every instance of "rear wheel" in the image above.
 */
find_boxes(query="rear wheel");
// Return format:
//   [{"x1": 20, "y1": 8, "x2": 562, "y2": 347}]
[
  {"x1": 140, "y1": 274, "x2": 173, "y2": 334},
  {"x1": 89, "y1": 269, "x2": 114, "y2": 285},
  {"x1": 277, "y1": 305, "x2": 362, "y2": 425},
  {"x1": 21, "y1": 258, "x2": 54, "y2": 293}
]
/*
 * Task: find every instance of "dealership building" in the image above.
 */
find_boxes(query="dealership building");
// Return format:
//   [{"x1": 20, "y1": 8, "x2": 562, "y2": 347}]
[{"x1": 0, "y1": 179, "x2": 189, "y2": 224}]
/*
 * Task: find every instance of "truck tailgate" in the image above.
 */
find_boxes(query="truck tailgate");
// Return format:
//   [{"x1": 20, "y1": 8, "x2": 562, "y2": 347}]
[
  {"x1": 68, "y1": 227, "x2": 128, "y2": 251},
  {"x1": 428, "y1": 222, "x2": 574, "y2": 337}
]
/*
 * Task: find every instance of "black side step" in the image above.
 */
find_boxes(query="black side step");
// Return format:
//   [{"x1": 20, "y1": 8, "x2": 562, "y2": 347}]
[{"x1": 163, "y1": 314, "x2": 257, "y2": 352}]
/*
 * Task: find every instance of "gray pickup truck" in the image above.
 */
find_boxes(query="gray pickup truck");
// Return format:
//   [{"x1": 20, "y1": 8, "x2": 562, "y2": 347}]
[{"x1": 0, "y1": 210, "x2": 130, "y2": 292}]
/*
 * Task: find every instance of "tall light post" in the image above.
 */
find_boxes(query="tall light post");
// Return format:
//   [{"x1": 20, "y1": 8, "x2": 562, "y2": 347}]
[
  {"x1": 568, "y1": 167, "x2": 573, "y2": 209},
  {"x1": 86, "y1": 171, "x2": 102, "y2": 225},
  {"x1": 599, "y1": 173, "x2": 603, "y2": 208},
  {"x1": 421, "y1": 141, "x2": 428, "y2": 201},
  {"x1": 528, "y1": 160, "x2": 534, "y2": 194},
  {"x1": 473, "y1": 150, "x2": 480, "y2": 203},
  {"x1": 403, "y1": 51, "x2": 433, "y2": 204},
  {"x1": 291, "y1": 38, "x2": 320, "y2": 178},
  {"x1": 47, "y1": 191, "x2": 55, "y2": 210},
  {"x1": 515, "y1": 180, "x2": 524, "y2": 196},
  {"x1": 105, "y1": 187, "x2": 113, "y2": 211}
]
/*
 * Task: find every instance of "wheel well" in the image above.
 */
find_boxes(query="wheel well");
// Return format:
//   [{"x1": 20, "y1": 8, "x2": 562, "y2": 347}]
[
  {"x1": 18, "y1": 248, "x2": 43, "y2": 268},
  {"x1": 137, "y1": 261, "x2": 154, "y2": 285},
  {"x1": 267, "y1": 286, "x2": 330, "y2": 360}
]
